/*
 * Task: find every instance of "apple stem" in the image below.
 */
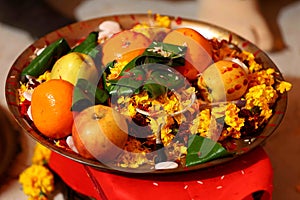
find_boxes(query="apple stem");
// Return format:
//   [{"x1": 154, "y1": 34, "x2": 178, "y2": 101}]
[{"x1": 92, "y1": 112, "x2": 105, "y2": 120}]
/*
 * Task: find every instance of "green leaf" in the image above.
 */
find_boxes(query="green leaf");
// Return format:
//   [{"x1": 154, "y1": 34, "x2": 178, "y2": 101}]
[
  {"x1": 185, "y1": 135, "x2": 231, "y2": 167},
  {"x1": 119, "y1": 42, "x2": 187, "y2": 75},
  {"x1": 143, "y1": 83, "x2": 167, "y2": 99},
  {"x1": 149, "y1": 67, "x2": 185, "y2": 89},
  {"x1": 144, "y1": 42, "x2": 186, "y2": 57},
  {"x1": 72, "y1": 32, "x2": 99, "y2": 58},
  {"x1": 143, "y1": 42, "x2": 187, "y2": 66},
  {"x1": 108, "y1": 68, "x2": 146, "y2": 96},
  {"x1": 21, "y1": 38, "x2": 71, "y2": 77},
  {"x1": 103, "y1": 42, "x2": 187, "y2": 98},
  {"x1": 72, "y1": 79, "x2": 109, "y2": 111},
  {"x1": 71, "y1": 86, "x2": 93, "y2": 112}
]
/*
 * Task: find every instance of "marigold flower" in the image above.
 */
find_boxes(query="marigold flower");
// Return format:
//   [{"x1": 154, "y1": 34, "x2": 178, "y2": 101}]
[
  {"x1": 18, "y1": 71, "x2": 51, "y2": 104},
  {"x1": 132, "y1": 24, "x2": 152, "y2": 38},
  {"x1": 154, "y1": 14, "x2": 171, "y2": 28},
  {"x1": 19, "y1": 165, "x2": 54, "y2": 200},
  {"x1": 160, "y1": 117, "x2": 176, "y2": 145},
  {"x1": 107, "y1": 60, "x2": 128, "y2": 80},
  {"x1": 245, "y1": 84, "x2": 278, "y2": 119},
  {"x1": 276, "y1": 81, "x2": 292, "y2": 93},
  {"x1": 133, "y1": 12, "x2": 170, "y2": 38},
  {"x1": 32, "y1": 143, "x2": 51, "y2": 165},
  {"x1": 36, "y1": 71, "x2": 51, "y2": 82},
  {"x1": 117, "y1": 138, "x2": 151, "y2": 168},
  {"x1": 240, "y1": 51, "x2": 262, "y2": 72},
  {"x1": 225, "y1": 103, "x2": 245, "y2": 133},
  {"x1": 192, "y1": 109, "x2": 211, "y2": 137},
  {"x1": 248, "y1": 68, "x2": 275, "y2": 87}
]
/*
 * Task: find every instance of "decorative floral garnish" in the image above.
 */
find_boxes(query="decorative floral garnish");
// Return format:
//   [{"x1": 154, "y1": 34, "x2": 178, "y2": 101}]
[
  {"x1": 132, "y1": 11, "x2": 171, "y2": 38},
  {"x1": 18, "y1": 71, "x2": 51, "y2": 117},
  {"x1": 19, "y1": 143, "x2": 54, "y2": 200},
  {"x1": 116, "y1": 137, "x2": 152, "y2": 168},
  {"x1": 240, "y1": 50, "x2": 263, "y2": 73},
  {"x1": 32, "y1": 143, "x2": 52, "y2": 165},
  {"x1": 153, "y1": 13, "x2": 171, "y2": 28},
  {"x1": 107, "y1": 60, "x2": 129, "y2": 80},
  {"x1": 191, "y1": 108, "x2": 211, "y2": 137},
  {"x1": 225, "y1": 103, "x2": 245, "y2": 138},
  {"x1": 245, "y1": 84, "x2": 278, "y2": 120},
  {"x1": 19, "y1": 164, "x2": 54, "y2": 200},
  {"x1": 276, "y1": 80, "x2": 292, "y2": 93}
]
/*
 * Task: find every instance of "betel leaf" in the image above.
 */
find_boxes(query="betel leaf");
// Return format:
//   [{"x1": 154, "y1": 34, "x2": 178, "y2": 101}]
[
  {"x1": 142, "y1": 65, "x2": 185, "y2": 98},
  {"x1": 108, "y1": 68, "x2": 146, "y2": 96},
  {"x1": 71, "y1": 86, "x2": 93, "y2": 112},
  {"x1": 104, "y1": 42, "x2": 187, "y2": 98},
  {"x1": 72, "y1": 79, "x2": 109, "y2": 111},
  {"x1": 149, "y1": 67, "x2": 185, "y2": 89},
  {"x1": 119, "y1": 42, "x2": 187, "y2": 75},
  {"x1": 144, "y1": 42, "x2": 186, "y2": 57},
  {"x1": 78, "y1": 78, "x2": 109, "y2": 104},
  {"x1": 21, "y1": 38, "x2": 71, "y2": 77},
  {"x1": 72, "y1": 32, "x2": 99, "y2": 58},
  {"x1": 185, "y1": 135, "x2": 232, "y2": 167},
  {"x1": 143, "y1": 83, "x2": 167, "y2": 99}
]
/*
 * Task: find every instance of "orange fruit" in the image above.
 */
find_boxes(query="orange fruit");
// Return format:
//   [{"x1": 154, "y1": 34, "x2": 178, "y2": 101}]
[
  {"x1": 163, "y1": 27, "x2": 213, "y2": 80},
  {"x1": 176, "y1": 28, "x2": 212, "y2": 53},
  {"x1": 31, "y1": 79, "x2": 74, "y2": 139},
  {"x1": 116, "y1": 48, "x2": 146, "y2": 63}
]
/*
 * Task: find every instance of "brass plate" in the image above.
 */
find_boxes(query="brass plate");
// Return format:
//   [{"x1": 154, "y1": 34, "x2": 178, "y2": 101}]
[{"x1": 5, "y1": 14, "x2": 287, "y2": 174}]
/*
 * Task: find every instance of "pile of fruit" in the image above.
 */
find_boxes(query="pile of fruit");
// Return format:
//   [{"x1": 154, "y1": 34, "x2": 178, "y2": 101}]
[{"x1": 18, "y1": 14, "x2": 291, "y2": 170}]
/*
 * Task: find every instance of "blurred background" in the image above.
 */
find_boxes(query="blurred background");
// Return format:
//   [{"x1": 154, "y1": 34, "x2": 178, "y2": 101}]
[{"x1": 0, "y1": 0, "x2": 299, "y2": 199}]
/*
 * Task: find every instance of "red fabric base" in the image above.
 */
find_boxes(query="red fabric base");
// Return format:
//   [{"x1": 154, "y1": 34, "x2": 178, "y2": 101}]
[{"x1": 49, "y1": 147, "x2": 273, "y2": 200}]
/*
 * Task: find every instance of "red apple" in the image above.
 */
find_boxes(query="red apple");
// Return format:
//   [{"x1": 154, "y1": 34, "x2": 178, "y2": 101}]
[
  {"x1": 72, "y1": 105, "x2": 128, "y2": 162},
  {"x1": 101, "y1": 30, "x2": 151, "y2": 66}
]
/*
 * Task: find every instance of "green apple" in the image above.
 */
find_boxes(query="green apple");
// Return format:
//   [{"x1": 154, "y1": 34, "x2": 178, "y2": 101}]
[{"x1": 50, "y1": 52, "x2": 98, "y2": 85}]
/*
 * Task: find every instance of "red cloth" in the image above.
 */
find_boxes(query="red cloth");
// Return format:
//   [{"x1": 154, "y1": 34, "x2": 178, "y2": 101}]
[{"x1": 49, "y1": 147, "x2": 273, "y2": 200}]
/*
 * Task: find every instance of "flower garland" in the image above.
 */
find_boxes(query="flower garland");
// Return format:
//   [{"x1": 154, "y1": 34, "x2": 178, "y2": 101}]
[{"x1": 19, "y1": 143, "x2": 54, "y2": 200}]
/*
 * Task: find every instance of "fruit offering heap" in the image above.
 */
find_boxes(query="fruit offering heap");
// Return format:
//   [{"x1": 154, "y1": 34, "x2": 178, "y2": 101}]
[{"x1": 18, "y1": 14, "x2": 292, "y2": 170}]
